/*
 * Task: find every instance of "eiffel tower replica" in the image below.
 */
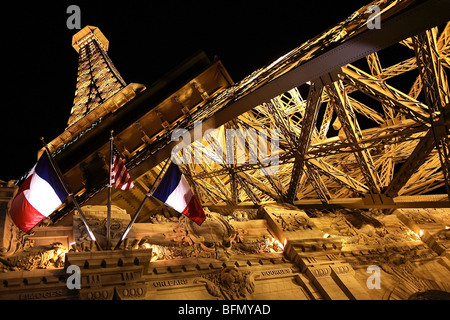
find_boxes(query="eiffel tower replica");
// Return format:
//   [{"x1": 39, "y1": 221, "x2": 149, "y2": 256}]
[
  {"x1": 68, "y1": 26, "x2": 127, "y2": 128},
  {"x1": 1, "y1": 1, "x2": 450, "y2": 301}
]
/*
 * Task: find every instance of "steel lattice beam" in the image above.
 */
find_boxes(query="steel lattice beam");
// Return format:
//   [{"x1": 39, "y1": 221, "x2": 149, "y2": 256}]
[
  {"x1": 326, "y1": 78, "x2": 382, "y2": 194},
  {"x1": 286, "y1": 81, "x2": 324, "y2": 203},
  {"x1": 412, "y1": 29, "x2": 450, "y2": 200},
  {"x1": 48, "y1": 2, "x2": 450, "y2": 223}
]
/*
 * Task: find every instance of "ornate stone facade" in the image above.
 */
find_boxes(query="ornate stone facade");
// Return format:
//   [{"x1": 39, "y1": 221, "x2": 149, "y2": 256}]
[
  {"x1": 1, "y1": 184, "x2": 449, "y2": 300},
  {"x1": 2, "y1": 3, "x2": 450, "y2": 301}
]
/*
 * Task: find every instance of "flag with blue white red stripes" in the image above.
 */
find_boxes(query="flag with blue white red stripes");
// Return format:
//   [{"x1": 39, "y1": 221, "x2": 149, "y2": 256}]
[
  {"x1": 10, "y1": 153, "x2": 68, "y2": 232},
  {"x1": 152, "y1": 163, "x2": 206, "y2": 226}
]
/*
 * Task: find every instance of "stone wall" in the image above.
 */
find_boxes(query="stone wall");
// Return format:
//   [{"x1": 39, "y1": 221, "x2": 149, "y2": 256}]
[{"x1": 1, "y1": 202, "x2": 449, "y2": 300}]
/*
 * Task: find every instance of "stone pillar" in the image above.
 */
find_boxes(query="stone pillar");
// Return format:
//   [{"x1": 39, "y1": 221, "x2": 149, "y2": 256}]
[
  {"x1": 261, "y1": 204, "x2": 373, "y2": 300},
  {"x1": 306, "y1": 265, "x2": 349, "y2": 300},
  {"x1": 65, "y1": 248, "x2": 152, "y2": 300},
  {"x1": 0, "y1": 181, "x2": 18, "y2": 256},
  {"x1": 329, "y1": 263, "x2": 371, "y2": 300},
  {"x1": 396, "y1": 208, "x2": 450, "y2": 257}
]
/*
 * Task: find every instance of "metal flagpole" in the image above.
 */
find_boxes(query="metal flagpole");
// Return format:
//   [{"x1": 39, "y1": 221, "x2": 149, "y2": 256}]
[
  {"x1": 40, "y1": 137, "x2": 102, "y2": 251},
  {"x1": 114, "y1": 157, "x2": 172, "y2": 250},
  {"x1": 106, "y1": 130, "x2": 114, "y2": 250}
]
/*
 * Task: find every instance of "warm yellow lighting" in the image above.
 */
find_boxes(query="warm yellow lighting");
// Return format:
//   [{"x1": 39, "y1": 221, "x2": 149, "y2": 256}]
[
  {"x1": 141, "y1": 243, "x2": 151, "y2": 249},
  {"x1": 419, "y1": 230, "x2": 424, "y2": 237},
  {"x1": 406, "y1": 229, "x2": 421, "y2": 240},
  {"x1": 323, "y1": 233, "x2": 330, "y2": 239},
  {"x1": 139, "y1": 242, "x2": 165, "y2": 262},
  {"x1": 265, "y1": 237, "x2": 285, "y2": 252},
  {"x1": 273, "y1": 239, "x2": 285, "y2": 251}
]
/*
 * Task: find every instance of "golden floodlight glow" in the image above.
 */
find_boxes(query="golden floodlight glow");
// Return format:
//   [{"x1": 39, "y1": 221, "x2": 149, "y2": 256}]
[
  {"x1": 323, "y1": 233, "x2": 330, "y2": 239},
  {"x1": 140, "y1": 243, "x2": 166, "y2": 262},
  {"x1": 419, "y1": 230, "x2": 424, "y2": 237}
]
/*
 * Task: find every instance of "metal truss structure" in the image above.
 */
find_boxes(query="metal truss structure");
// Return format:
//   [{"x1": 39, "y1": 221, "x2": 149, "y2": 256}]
[
  {"x1": 166, "y1": 17, "x2": 450, "y2": 210},
  {"x1": 68, "y1": 26, "x2": 126, "y2": 127},
  {"x1": 45, "y1": 0, "x2": 449, "y2": 224}
]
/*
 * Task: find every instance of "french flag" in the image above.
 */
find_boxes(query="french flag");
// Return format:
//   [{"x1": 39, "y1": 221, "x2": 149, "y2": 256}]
[
  {"x1": 152, "y1": 163, "x2": 206, "y2": 226},
  {"x1": 10, "y1": 153, "x2": 68, "y2": 233}
]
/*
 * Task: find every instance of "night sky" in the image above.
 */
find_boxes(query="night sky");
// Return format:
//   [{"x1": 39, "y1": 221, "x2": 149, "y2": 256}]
[{"x1": 2, "y1": 1, "x2": 367, "y2": 182}]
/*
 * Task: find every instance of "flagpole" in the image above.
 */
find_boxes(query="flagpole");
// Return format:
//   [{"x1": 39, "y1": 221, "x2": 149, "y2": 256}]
[
  {"x1": 114, "y1": 157, "x2": 172, "y2": 250},
  {"x1": 106, "y1": 130, "x2": 114, "y2": 250},
  {"x1": 40, "y1": 137, "x2": 102, "y2": 251}
]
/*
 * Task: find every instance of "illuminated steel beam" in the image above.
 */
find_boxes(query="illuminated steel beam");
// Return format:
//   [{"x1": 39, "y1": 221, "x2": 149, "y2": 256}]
[
  {"x1": 385, "y1": 26, "x2": 450, "y2": 200},
  {"x1": 366, "y1": 52, "x2": 395, "y2": 120},
  {"x1": 326, "y1": 78, "x2": 382, "y2": 194},
  {"x1": 400, "y1": 153, "x2": 445, "y2": 195},
  {"x1": 285, "y1": 81, "x2": 324, "y2": 203},
  {"x1": 308, "y1": 158, "x2": 369, "y2": 195},
  {"x1": 209, "y1": 123, "x2": 260, "y2": 205},
  {"x1": 319, "y1": 101, "x2": 334, "y2": 140},
  {"x1": 232, "y1": 120, "x2": 286, "y2": 202},
  {"x1": 304, "y1": 162, "x2": 331, "y2": 203},
  {"x1": 204, "y1": 194, "x2": 450, "y2": 210},
  {"x1": 385, "y1": 128, "x2": 440, "y2": 197},
  {"x1": 244, "y1": 87, "x2": 333, "y2": 203},
  {"x1": 308, "y1": 119, "x2": 428, "y2": 159},
  {"x1": 413, "y1": 29, "x2": 449, "y2": 111},
  {"x1": 412, "y1": 29, "x2": 450, "y2": 199},
  {"x1": 378, "y1": 145, "x2": 395, "y2": 188},
  {"x1": 342, "y1": 65, "x2": 430, "y2": 123},
  {"x1": 52, "y1": 2, "x2": 450, "y2": 221},
  {"x1": 348, "y1": 96, "x2": 385, "y2": 125},
  {"x1": 236, "y1": 170, "x2": 282, "y2": 202},
  {"x1": 125, "y1": 0, "x2": 450, "y2": 182}
]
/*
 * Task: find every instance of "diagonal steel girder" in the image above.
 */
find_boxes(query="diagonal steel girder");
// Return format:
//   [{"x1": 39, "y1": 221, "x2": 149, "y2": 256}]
[
  {"x1": 384, "y1": 125, "x2": 444, "y2": 197},
  {"x1": 384, "y1": 27, "x2": 450, "y2": 200},
  {"x1": 326, "y1": 78, "x2": 382, "y2": 194},
  {"x1": 123, "y1": 0, "x2": 449, "y2": 185},
  {"x1": 284, "y1": 80, "x2": 324, "y2": 203},
  {"x1": 410, "y1": 29, "x2": 450, "y2": 199},
  {"x1": 308, "y1": 158, "x2": 369, "y2": 195},
  {"x1": 414, "y1": 28, "x2": 450, "y2": 169},
  {"x1": 342, "y1": 65, "x2": 430, "y2": 123}
]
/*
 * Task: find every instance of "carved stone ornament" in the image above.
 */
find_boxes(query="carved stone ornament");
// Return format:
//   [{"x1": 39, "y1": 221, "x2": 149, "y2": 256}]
[
  {"x1": 271, "y1": 210, "x2": 313, "y2": 232},
  {"x1": 137, "y1": 210, "x2": 284, "y2": 261},
  {"x1": 73, "y1": 205, "x2": 133, "y2": 248},
  {"x1": 0, "y1": 242, "x2": 68, "y2": 271},
  {"x1": 194, "y1": 266, "x2": 255, "y2": 300}
]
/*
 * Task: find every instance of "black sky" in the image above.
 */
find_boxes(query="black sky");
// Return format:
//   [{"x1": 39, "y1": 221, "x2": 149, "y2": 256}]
[{"x1": 1, "y1": 0, "x2": 368, "y2": 182}]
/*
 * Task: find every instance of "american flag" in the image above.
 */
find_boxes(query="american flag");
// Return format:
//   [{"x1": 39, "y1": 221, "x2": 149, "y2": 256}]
[{"x1": 110, "y1": 146, "x2": 134, "y2": 190}]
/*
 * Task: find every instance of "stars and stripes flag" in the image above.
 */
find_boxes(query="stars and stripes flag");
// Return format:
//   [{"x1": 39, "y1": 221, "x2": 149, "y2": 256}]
[
  {"x1": 152, "y1": 162, "x2": 206, "y2": 226},
  {"x1": 110, "y1": 146, "x2": 134, "y2": 190}
]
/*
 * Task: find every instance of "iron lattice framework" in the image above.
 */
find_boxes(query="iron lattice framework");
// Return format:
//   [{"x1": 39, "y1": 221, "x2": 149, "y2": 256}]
[
  {"x1": 45, "y1": 1, "x2": 449, "y2": 224},
  {"x1": 68, "y1": 26, "x2": 126, "y2": 127},
  {"x1": 169, "y1": 22, "x2": 450, "y2": 209}
]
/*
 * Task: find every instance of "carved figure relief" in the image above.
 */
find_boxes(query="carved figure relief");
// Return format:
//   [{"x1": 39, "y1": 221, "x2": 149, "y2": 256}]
[
  {"x1": 73, "y1": 205, "x2": 133, "y2": 248},
  {"x1": 138, "y1": 210, "x2": 284, "y2": 261},
  {"x1": 275, "y1": 213, "x2": 312, "y2": 232},
  {"x1": 0, "y1": 242, "x2": 67, "y2": 271},
  {"x1": 194, "y1": 267, "x2": 255, "y2": 300}
]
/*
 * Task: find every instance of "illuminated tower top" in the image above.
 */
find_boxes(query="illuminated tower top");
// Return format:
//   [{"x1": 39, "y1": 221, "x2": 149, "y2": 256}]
[{"x1": 68, "y1": 26, "x2": 126, "y2": 127}]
